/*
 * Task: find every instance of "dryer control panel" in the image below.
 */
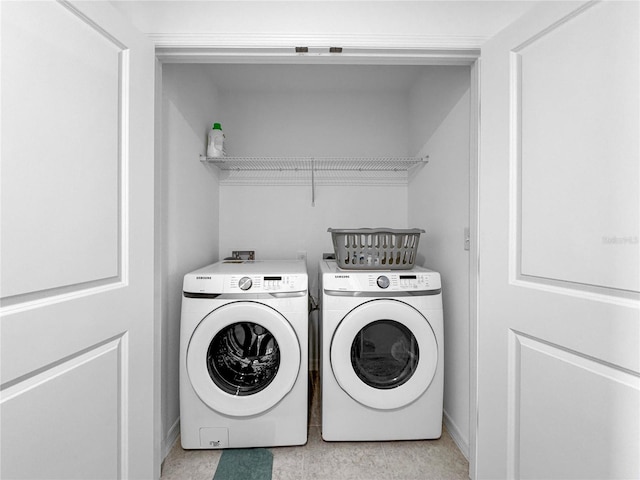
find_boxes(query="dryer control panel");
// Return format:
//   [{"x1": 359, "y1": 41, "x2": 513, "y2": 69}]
[{"x1": 323, "y1": 268, "x2": 441, "y2": 293}]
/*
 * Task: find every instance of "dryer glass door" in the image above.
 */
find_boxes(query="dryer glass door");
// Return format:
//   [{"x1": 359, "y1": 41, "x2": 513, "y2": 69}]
[
  {"x1": 331, "y1": 299, "x2": 438, "y2": 410},
  {"x1": 187, "y1": 301, "x2": 301, "y2": 417},
  {"x1": 350, "y1": 319, "x2": 419, "y2": 389}
]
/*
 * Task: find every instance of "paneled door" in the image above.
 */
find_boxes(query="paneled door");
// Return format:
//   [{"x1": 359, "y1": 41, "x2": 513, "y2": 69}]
[
  {"x1": 477, "y1": 1, "x2": 639, "y2": 479},
  {"x1": 1, "y1": 1, "x2": 156, "y2": 479}
]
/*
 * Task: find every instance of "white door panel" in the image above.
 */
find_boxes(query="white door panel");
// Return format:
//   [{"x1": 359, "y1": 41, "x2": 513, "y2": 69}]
[
  {"x1": 1, "y1": 339, "x2": 122, "y2": 480},
  {"x1": 1, "y1": 1, "x2": 156, "y2": 478},
  {"x1": 516, "y1": 1, "x2": 639, "y2": 293},
  {"x1": 1, "y1": 0, "x2": 122, "y2": 299},
  {"x1": 478, "y1": 1, "x2": 639, "y2": 479},
  {"x1": 514, "y1": 332, "x2": 639, "y2": 480}
]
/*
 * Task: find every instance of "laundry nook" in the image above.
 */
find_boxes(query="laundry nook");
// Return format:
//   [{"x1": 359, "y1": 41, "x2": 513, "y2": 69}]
[{"x1": 1, "y1": 2, "x2": 638, "y2": 480}]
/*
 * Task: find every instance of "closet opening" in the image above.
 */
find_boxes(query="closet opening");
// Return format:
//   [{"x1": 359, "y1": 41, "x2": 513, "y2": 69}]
[{"x1": 155, "y1": 51, "x2": 479, "y2": 472}]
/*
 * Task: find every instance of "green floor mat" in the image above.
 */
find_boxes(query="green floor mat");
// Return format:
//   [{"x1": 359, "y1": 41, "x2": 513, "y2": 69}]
[{"x1": 213, "y1": 448, "x2": 273, "y2": 480}]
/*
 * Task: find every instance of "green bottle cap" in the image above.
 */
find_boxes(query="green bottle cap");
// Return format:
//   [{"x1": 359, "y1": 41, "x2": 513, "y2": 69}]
[{"x1": 212, "y1": 123, "x2": 222, "y2": 130}]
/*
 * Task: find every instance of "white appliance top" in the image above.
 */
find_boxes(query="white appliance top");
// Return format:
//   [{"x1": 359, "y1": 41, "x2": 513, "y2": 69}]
[
  {"x1": 183, "y1": 260, "x2": 308, "y2": 295},
  {"x1": 320, "y1": 259, "x2": 441, "y2": 293}
]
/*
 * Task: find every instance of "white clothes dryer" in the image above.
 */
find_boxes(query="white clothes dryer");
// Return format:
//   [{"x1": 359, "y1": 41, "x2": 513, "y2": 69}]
[
  {"x1": 180, "y1": 260, "x2": 308, "y2": 449},
  {"x1": 319, "y1": 259, "x2": 443, "y2": 441}
]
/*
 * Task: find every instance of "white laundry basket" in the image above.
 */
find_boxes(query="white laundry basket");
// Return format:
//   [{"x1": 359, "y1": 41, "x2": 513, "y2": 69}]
[{"x1": 328, "y1": 228, "x2": 425, "y2": 270}]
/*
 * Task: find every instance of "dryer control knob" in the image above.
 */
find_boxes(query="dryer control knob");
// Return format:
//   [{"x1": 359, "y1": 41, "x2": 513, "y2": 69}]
[
  {"x1": 238, "y1": 276, "x2": 253, "y2": 291},
  {"x1": 377, "y1": 275, "x2": 390, "y2": 289}
]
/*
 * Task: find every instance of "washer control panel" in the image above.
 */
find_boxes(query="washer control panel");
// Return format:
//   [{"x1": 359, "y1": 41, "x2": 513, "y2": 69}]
[
  {"x1": 183, "y1": 260, "x2": 308, "y2": 295},
  {"x1": 227, "y1": 274, "x2": 306, "y2": 293}
]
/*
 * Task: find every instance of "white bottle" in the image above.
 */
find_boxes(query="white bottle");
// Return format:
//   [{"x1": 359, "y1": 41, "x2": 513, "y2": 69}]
[{"x1": 207, "y1": 123, "x2": 225, "y2": 157}]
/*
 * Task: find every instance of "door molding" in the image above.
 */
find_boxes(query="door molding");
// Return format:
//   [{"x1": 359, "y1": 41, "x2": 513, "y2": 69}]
[{"x1": 153, "y1": 32, "x2": 482, "y2": 65}]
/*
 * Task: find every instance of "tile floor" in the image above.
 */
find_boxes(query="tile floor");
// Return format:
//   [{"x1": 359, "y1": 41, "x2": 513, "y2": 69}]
[{"x1": 161, "y1": 373, "x2": 469, "y2": 480}]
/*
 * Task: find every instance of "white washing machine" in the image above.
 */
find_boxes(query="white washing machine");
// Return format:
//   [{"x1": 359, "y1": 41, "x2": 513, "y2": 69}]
[
  {"x1": 180, "y1": 260, "x2": 308, "y2": 449},
  {"x1": 319, "y1": 259, "x2": 443, "y2": 441}
]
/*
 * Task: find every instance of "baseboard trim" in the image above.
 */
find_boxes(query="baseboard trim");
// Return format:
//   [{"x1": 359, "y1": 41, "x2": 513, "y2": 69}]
[
  {"x1": 443, "y1": 409, "x2": 469, "y2": 461},
  {"x1": 162, "y1": 417, "x2": 180, "y2": 461}
]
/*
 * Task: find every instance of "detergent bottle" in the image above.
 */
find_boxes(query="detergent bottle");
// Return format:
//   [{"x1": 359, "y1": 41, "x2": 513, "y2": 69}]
[{"x1": 207, "y1": 123, "x2": 225, "y2": 157}]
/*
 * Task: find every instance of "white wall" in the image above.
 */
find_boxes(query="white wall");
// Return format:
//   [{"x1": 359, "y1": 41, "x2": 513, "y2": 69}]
[
  {"x1": 219, "y1": 89, "x2": 410, "y2": 157},
  {"x1": 408, "y1": 67, "x2": 472, "y2": 157},
  {"x1": 160, "y1": 64, "x2": 221, "y2": 456},
  {"x1": 408, "y1": 68, "x2": 471, "y2": 457}
]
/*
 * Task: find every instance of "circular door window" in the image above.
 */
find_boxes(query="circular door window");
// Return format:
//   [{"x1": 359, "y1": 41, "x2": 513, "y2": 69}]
[
  {"x1": 331, "y1": 299, "x2": 437, "y2": 410},
  {"x1": 207, "y1": 322, "x2": 280, "y2": 396},
  {"x1": 350, "y1": 320, "x2": 419, "y2": 389},
  {"x1": 187, "y1": 301, "x2": 301, "y2": 417}
]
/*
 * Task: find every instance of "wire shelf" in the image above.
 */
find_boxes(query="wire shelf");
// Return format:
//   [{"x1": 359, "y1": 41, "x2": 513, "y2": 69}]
[
  {"x1": 199, "y1": 155, "x2": 429, "y2": 205},
  {"x1": 200, "y1": 156, "x2": 427, "y2": 173}
]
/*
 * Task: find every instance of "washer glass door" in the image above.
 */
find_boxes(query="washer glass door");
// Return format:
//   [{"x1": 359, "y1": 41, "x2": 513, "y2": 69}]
[
  {"x1": 208, "y1": 321, "x2": 280, "y2": 396},
  {"x1": 187, "y1": 301, "x2": 301, "y2": 417},
  {"x1": 331, "y1": 299, "x2": 437, "y2": 410}
]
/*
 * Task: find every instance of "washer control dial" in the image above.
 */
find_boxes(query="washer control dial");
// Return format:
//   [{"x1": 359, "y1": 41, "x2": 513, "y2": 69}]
[
  {"x1": 238, "y1": 276, "x2": 253, "y2": 291},
  {"x1": 376, "y1": 275, "x2": 390, "y2": 289}
]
